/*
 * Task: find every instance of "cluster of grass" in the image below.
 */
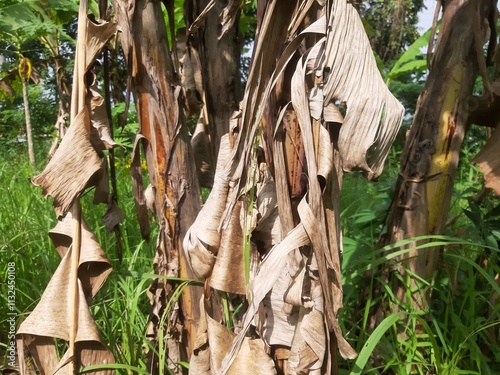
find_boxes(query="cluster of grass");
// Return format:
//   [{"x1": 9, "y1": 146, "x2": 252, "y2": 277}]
[{"x1": 1, "y1": 138, "x2": 499, "y2": 374}]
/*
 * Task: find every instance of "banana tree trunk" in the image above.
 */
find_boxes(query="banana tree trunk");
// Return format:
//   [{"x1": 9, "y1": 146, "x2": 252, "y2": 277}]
[
  {"x1": 183, "y1": 0, "x2": 242, "y2": 187},
  {"x1": 376, "y1": 0, "x2": 496, "y2": 317},
  {"x1": 113, "y1": 0, "x2": 203, "y2": 372}
]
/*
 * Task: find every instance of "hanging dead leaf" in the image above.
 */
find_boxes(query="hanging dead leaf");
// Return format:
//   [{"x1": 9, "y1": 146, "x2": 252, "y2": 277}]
[
  {"x1": 88, "y1": 80, "x2": 116, "y2": 151},
  {"x1": 48, "y1": 211, "x2": 112, "y2": 299},
  {"x1": 31, "y1": 109, "x2": 104, "y2": 218},
  {"x1": 191, "y1": 295, "x2": 276, "y2": 375},
  {"x1": 472, "y1": 128, "x2": 500, "y2": 195},
  {"x1": 22, "y1": 1, "x2": 118, "y2": 373},
  {"x1": 218, "y1": 0, "x2": 240, "y2": 39},
  {"x1": 184, "y1": 134, "x2": 232, "y2": 279},
  {"x1": 17, "y1": 248, "x2": 114, "y2": 373},
  {"x1": 103, "y1": 201, "x2": 126, "y2": 233},
  {"x1": 321, "y1": 0, "x2": 404, "y2": 179},
  {"x1": 210, "y1": 201, "x2": 246, "y2": 294}
]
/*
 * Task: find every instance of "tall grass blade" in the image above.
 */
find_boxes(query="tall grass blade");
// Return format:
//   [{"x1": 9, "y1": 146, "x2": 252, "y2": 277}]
[{"x1": 351, "y1": 312, "x2": 405, "y2": 375}]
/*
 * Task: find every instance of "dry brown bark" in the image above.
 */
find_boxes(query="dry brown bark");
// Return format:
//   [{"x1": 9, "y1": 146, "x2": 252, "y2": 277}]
[
  {"x1": 113, "y1": 0, "x2": 203, "y2": 372},
  {"x1": 376, "y1": 0, "x2": 498, "y2": 319},
  {"x1": 183, "y1": 0, "x2": 242, "y2": 187}
]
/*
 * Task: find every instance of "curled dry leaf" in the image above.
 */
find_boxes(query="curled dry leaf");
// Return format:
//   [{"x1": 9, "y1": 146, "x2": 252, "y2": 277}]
[
  {"x1": 210, "y1": 201, "x2": 246, "y2": 294},
  {"x1": 89, "y1": 80, "x2": 116, "y2": 151},
  {"x1": 322, "y1": 0, "x2": 404, "y2": 179},
  {"x1": 103, "y1": 200, "x2": 126, "y2": 232},
  {"x1": 219, "y1": 217, "x2": 311, "y2": 374},
  {"x1": 130, "y1": 134, "x2": 151, "y2": 241},
  {"x1": 48, "y1": 211, "x2": 112, "y2": 299},
  {"x1": 472, "y1": 128, "x2": 500, "y2": 195},
  {"x1": 177, "y1": 28, "x2": 204, "y2": 115},
  {"x1": 259, "y1": 265, "x2": 301, "y2": 349},
  {"x1": 191, "y1": 116, "x2": 215, "y2": 188},
  {"x1": 31, "y1": 109, "x2": 103, "y2": 218},
  {"x1": 22, "y1": 5, "x2": 119, "y2": 374},
  {"x1": 93, "y1": 159, "x2": 110, "y2": 205},
  {"x1": 85, "y1": 19, "x2": 119, "y2": 71},
  {"x1": 218, "y1": 0, "x2": 240, "y2": 40},
  {"x1": 17, "y1": 248, "x2": 114, "y2": 373},
  {"x1": 184, "y1": 134, "x2": 232, "y2": 279},
  {"x1": 288, "y1": 307, "x2": 326, "y2": 374},
  {"x1": 190, "y1": 296, "x2": 276, "y2": 375}
]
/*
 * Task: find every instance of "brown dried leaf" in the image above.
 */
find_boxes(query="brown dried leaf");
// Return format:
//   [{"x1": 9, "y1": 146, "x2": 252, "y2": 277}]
[
  {"x1": 17, "y1": 335, "x2": 58, "y2": 375},
  {"x1": 17, "y1": 249, "x2": 114, "y2": 370},
  {"x1": 260, "y1": 266, "x2": 300, "y2": 348},
  {"x1": 321, "y1": 0, "x2": 404, "y2": 179},
  {"x1": 192, "y1": 296, "x2": 276, "y2": 375},
  {"x1": 93, "y1": 159, "x2": 110, "y2": 205},
  {"x1": 252, "y1": 165, "x2": 282, "y2": 252},
  {"x1": 191, "y1": 116, "x2": 214, "y2": 188},
  {"x1": 85, "y1": 19, "x2": 119, "y2": 71},
  {"x1": 218, "y1": 0, "x2": 240, "y2": 39},
  {"x1": 317, "y1": 125, "x2": 334, "y2": 183},
  {"x1": 0, "y1": 74, "x2": 15, "y2": 96},
  {"x1": 219, "y1": 219, "x2": 310, "y2": 374},
  {"x1": 103, "y1": 201, "x2": 125, "y2": 233},
  {"x1": 283, "y1": 108, "x2": 306, "y2": 198},
  {"x1": 210, "y1": 201, "x2": 246, "y2": 294},
  {"x1": 31, "y1": 109, "x2": 103, "y2": 218},
  {"x1": 288, "y1": 307, "x2": 326, "y2": 374},
  {"x1": 48, "y1": 211, "x2": 112, "y2": 300},
  {"x1": 472, "y1": 128, "x2": 500, "y2": 195},
  {"x1": 184, "y1": 135, "x2": 232, "y2": 279},
  {"x1": 323, "y1": 102, "x2": 344, "y2": 124},
  {"x1": 89, "y1": 81, "x2": 116, "y2": 151},
  {"x1": 188, "y1": 0, "x2": 216, "y2": 33}
]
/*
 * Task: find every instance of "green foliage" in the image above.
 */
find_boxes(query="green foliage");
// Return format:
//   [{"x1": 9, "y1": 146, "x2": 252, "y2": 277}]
[
  {"x1": 0, "y1": 0, "x2": 78, "y2": 150},
  {"x1": 0, "y1": 0, "x2": 78, "y2": 45},
  {"x1": 356, "y1": 0, "x2": 425, "y2": 63},
  {"x1": 386, "y1": 25, "x2": 437, "y2": 81},
  {"x1": 0, "y1": 80, "x2": 57, "y2": 143},
  {"x1": 111, "y1": 102, "x2": 139, "y2": 150},
  {"x1": 0, "y1": 145, "x2": 59, "y2": 338},
  {"x1": 239, "y1": 0, "x2": 257, "y2": 42}
]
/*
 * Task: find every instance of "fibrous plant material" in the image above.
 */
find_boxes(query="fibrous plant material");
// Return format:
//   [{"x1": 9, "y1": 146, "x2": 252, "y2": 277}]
[
  {"x1": 184, "y1": 0, "x2": 404, "y2": 373},
  {"x1": 17, "y1": 0, "x2": 118, "y2": 372},
  {"x1": 471, "y1": 79, "x2": 500, "y2": 195},
  {"x1": 473, "y1": 127, "x2": 500, "y2": 195},
  {"x1": 113, "y1": 0, "x2": 203, "y2": 371}
]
